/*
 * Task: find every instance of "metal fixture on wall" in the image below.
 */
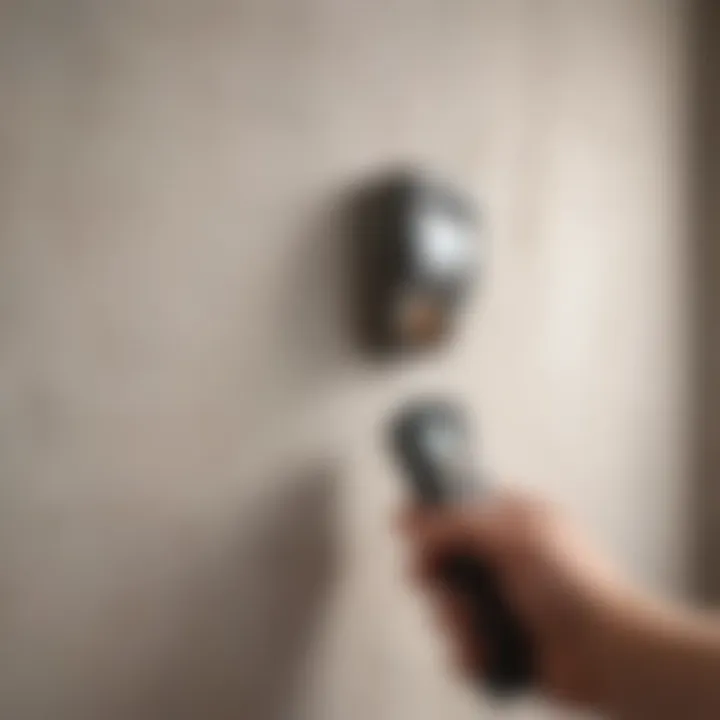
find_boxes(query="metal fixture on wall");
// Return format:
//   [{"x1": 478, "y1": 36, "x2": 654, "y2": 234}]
[{"x1": 351, "y1": 170, "x2": 479, "y2": 357}]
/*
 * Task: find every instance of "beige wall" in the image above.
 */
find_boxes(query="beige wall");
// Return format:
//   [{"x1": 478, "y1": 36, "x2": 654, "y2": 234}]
[{"x1": 0, "y1": 1, "x2": 691, "y2": 718}]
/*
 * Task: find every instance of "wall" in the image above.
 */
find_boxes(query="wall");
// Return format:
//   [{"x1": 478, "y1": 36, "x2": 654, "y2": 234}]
[{"x1": 0, "y1": 1, "x2": 691, "y2": 719}]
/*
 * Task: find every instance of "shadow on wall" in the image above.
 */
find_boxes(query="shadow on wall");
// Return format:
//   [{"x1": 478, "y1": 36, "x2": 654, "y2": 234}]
[
  {"x1": 260, "y1": 169, "x2": 405, "y2": 432},
  {"x1": 131, "y1": 466, "x2": 339, "y2": 720},
  {"x1": 280, "y1": 186, "x2": 358, "y2": 387},
  {"x1": 252, "y1": 183, "x2": 359, "y2": 431}
]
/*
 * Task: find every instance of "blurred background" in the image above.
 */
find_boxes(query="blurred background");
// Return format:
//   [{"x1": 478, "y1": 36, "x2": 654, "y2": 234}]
[{"x1": 0, "y1": 0, "x2": 716, "y2": 718}]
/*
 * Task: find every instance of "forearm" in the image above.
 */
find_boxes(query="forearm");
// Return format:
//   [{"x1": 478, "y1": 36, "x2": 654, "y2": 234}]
[{"x1": 600, "y1": 599, "x2": 720, "y2": 720}]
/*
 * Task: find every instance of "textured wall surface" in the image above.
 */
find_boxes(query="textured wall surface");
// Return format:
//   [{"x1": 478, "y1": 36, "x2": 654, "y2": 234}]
[{"x1": 0, "y1": 1, "x2": 690, "y2": 718}]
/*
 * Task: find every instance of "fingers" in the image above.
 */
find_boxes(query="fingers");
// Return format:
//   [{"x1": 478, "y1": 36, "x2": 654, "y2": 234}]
[
  {"x1": 398, "y1": 503, "x2": 490, "y2": 554},
  {"x1": 398, "y1": 499, "x2": 528, "y2": 683},
  {"x1": 428, "y1": 587, "x2": 485, "y2": 678},
  {"x1": 397, "y1": 507, "x2": 489, "y2": 677},
  {"x1": 397, "y1": 492, "x2": 537, "y2": 568}
]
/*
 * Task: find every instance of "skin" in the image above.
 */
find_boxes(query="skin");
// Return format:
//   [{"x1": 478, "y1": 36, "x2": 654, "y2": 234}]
[{"x1": 398, "y1": 492, "x2": 720, "y2": 719}]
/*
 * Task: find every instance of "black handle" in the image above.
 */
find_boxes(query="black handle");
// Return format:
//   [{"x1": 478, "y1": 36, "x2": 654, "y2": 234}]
[
  {"x1": 443, "y1": 552, "x2": 534, "y2": 694},
  {"x1": 389, "y1": 400, "x2": 535, "y2": 694}
]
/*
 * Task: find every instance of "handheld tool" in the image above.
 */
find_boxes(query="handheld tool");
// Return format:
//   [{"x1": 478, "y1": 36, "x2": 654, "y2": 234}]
[{"x1": 390, "y1": 400, "x2": 535, "y2": 695}]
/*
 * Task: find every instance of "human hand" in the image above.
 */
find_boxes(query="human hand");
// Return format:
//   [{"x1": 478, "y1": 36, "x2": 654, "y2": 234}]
[{"x1": 399, "y1": 493, "x2": 638, "y2": 708}]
